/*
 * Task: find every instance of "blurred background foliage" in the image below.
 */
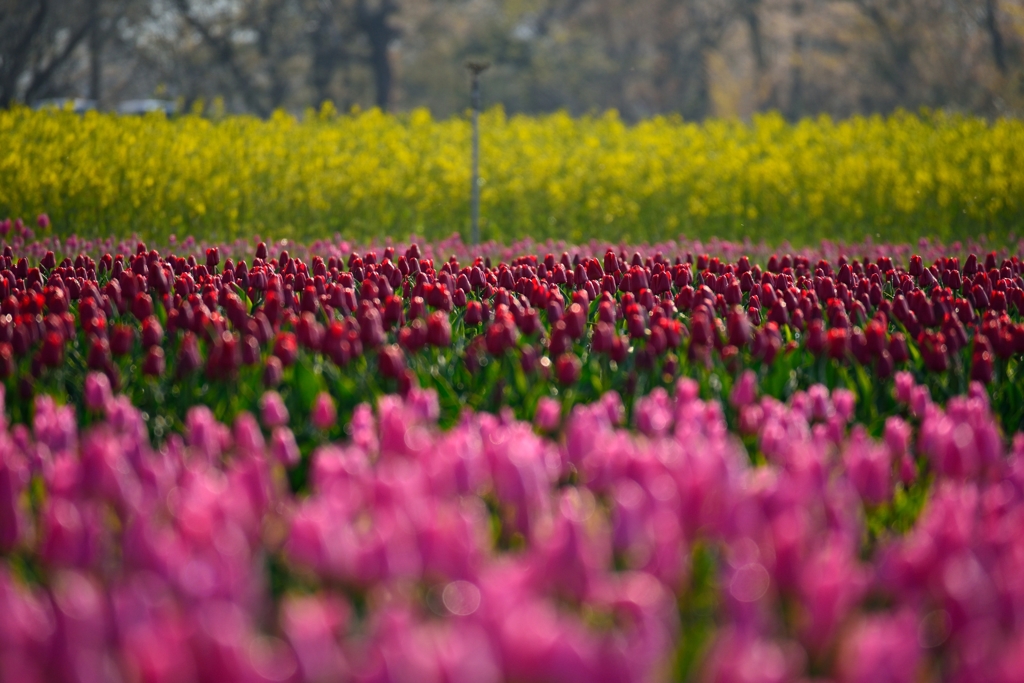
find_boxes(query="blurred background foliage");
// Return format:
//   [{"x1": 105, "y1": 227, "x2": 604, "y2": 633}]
[
  {"x1": 3, "y1": 0, "x2": 1023, "y2": 245},
  {"x1": 2, "y1": 105, "x2": 1022, "y2": 245},
  {"x1": 2, "y1": 0, "x2": 1024, "y2": 121}
]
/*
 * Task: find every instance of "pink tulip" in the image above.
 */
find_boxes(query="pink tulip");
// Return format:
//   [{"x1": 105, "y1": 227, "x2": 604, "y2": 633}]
[
  {"x1": 260, "y1": 391, "x2": 290, "y2": 428},
  {"x1": 311, "y1": 392, "x2": 337, "y2": 430}
]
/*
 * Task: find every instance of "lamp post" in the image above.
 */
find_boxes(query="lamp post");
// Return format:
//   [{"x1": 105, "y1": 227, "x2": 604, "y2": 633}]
[{"x1": 466, "y1": 60, "x2": 489, "y2": 246}]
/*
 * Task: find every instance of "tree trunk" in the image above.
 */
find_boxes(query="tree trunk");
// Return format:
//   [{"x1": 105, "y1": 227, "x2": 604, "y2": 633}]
[
  {"x1": 89, "y1": 0, "x2": 103, "y2": 104},
  {"x1": 0, "y1": 0, "x2": 50, "y2": 108},
  {"x1": 984, "y1": 0, "x2": 1007, "y2": 75},
  {"x1": 743, "y1": 0, "x2": 778, "y2": 110},
  {"x1": 787, "y1": 0, "x2": 804, "y2": 120},
  {"x1": 743, "y1": 0, "x2": 766, "y2": 73},
  {"x1": 357, "y1": 0, "x2": 397, "y2": 112},
  {"x1": 369, "y1": 34, "x2": 391, "y2": 111}
]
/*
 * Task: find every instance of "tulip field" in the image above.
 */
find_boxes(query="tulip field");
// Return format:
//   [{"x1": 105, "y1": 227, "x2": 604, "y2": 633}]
[{"x1": 1, "y1": 217, "x2": 1023, "y2": 683}]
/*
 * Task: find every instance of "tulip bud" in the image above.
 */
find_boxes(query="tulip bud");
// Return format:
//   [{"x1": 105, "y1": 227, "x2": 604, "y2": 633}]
[
  {"x1": 534, "y1": 397, "x2": 561, "y2": 431},
  {"x1": 727, "y1": 306, "x2": 752, "y2": 348},
  {"x1": 768, "y1": 300, "x2": 788, "y2": 326},
  {"x1": 132, "y1": 292, "x2": 153, "y2": 321},
  {"x1": 383, "y1": 295, "x2": 404, "y2": 329},
  {"x1": 296, "y1": 312, "x2": 323, "y2": 351},
  {"x1": 555, "y1": 353, "x2": 581, "y2": 385},
  {"x1": 264, "y1": 356, "x2": 284, "y2": 387},
  {"x1": 311, "y1": 392, "x2": 336, "y2": 430},
  {"x1": 273, "y1": 332, "x2": 299, "y2": 366},
  {"x1": 379, "y1": 344, "x2": 405, "y2": 379},
  {"x1": 177, "y1": 332, "x2": 202, "y2": 376},
  {"x1": 141, "y1": 316, "x2": 163, "y2": 348},
  {"x1": 260, "y1": 391, "x2": 290, "y2": 428},
  {"x1": 826, "y1": 328, "x2": 849, "y2": 360},
  {"x1": 399, "y1": 319, "x2": 426, "y2": 352},
  {"x1": 920, "y1": 331, "x2": 948, "y2": 373},
  {"x1": 875, "y1": 349, "x2": 894, "y2": 379},
  {"x1": 84, "y1": 372, "x2": 112, "y2": 411},
  {"x1": 563, "y1": 302, "x2": 586, "y2": 339},
  {"x1": 970, "y1": 349, "x2": 993, "y2": 384},
  {"x1": 426, "y1": 311, "x2": 452, "y2": 347},
  {"x1": 626, "y1": 310, "x2": 647, "y2": 340},
  {"x1": 518, "y1": 307, "x2": 542, "y2": 336},
  {"x1": 546, "y1": 298, "x2": 564, "y2": 324},
  {"x1": 241, "y1": 335, "x2": 260, "y2": 366},
  {"x1": 730, "y1": 369, "x2": 757, "y2": 408},
  {"x1": 357, "y1": 303, "x2": 385, "y2": 349},
  {"x1": 40, "y1": 330, "x2": 64, "y2": 367},
  {"x1": 465, "y1": 300, "x2": 483, "y2": 326},
  {"x1": 271, "y1": 427, "x2": 300, "y2": 467},
  {"x1": 142, "y1": 346, "x2": 165, "y2": 376},
  {"x1": 45, "y1": 286, "x2": 67, "y2": 314}
]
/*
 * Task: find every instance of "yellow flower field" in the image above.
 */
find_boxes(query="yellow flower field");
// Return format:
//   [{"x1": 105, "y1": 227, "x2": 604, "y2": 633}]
[{"x1": 1, "y1": 104, "x2": 1021, "y2": 245}]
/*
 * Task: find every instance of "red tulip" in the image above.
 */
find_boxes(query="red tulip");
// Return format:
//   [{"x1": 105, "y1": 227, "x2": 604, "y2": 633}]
[
  {"x1": 142, "y1": 346, "x2": 165, "y2": 376},
  {"x1": 273, "y1": 332, "x2": 299, "y2": 366},
  {"x1": 555, "y1": 353, "x2": 581, "y2": 385}
]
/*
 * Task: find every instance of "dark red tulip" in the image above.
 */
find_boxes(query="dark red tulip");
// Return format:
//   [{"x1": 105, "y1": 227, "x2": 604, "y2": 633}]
[
  {"x1": 399, "y1": 319, "x2": 426, "y2": 352},
  {"x1": 991, "y1": 290, "x2": 1007, "y2": 312},
  {"x1": 40, "y1": 331, "x2": 63, "y2": 367},
  {"x1": 264, "y1": 355, "x2": 283, "y2": 387},
  {"x1": 141, "y1": 317, "x2": 163, "y2": 348},
  {"x1": 971, "y1": 349, "x2": 993, "y2": 384},
  {"x1": 142, "y1": 346, "x2": 165, "y2": 376},
  {"x1": 379, "y1": 344, "x2": 405, "y2": 379},
  {"x1": 920, "y1": 331, "x2": 949, "y2": 373},
  {"x1": 826, "y1": 328, "x2": 849, "y2": 360},
  {"x1": 111, "y1": 324, "x2": 135, "y2": 356},
  {"x1": 768, "y1": 300, "x2": 788, "y2": 326},
  {"x1": 465, "y1": 301, "x2": 484, "y2": 326},
  {"x1": 44, "y1": 286, "x2": 67, "y2": 314},
  {"x1": 0, "y1": 342, "x2": 12, "y2": 378},
  {"x1": 549, "y1": 321, "x2": 571, "y2": 356},
  {"x1": 241, "y1": 335, "x2": 261, "y2": 366},
  {"x1": 273, "y1": 332, "x2": 298, "y2": 366},
  {"x1": 555, "y1": 353, "x2": 581, "y2": 385},
  {"x1": 626, "y1": 310, "x2": 647, "y2": 340},
  {"x1": 889, "y1": 332, "x2": 909, "y2": 364},
  {"x1": 132, "y1": 292, "x2": 153, "y2": 321},
  {"x1": 564, "y1": 303, "x2": 586, "y2": 340},
  {"x1": 690, "y1": 312, "x2": 713, "y2": 346},
  {"x1": 485, "y1": 318, "x2": 517, "y2": 356},
  {"x1": 806, "y1": 320, "x2": 826, "y2": 355},
  {"x1": 408, "y1": 296, "x2": 426, "y2": 321},
  {"x1": 873, "y1": 349, "x2": 893, "y2": 379},
  {"x1": 426, "y1": 311, "x2": 452, "y2": 347},
  {"x1": 864, "y1": 320, "x2": 886, "y2": 356},
  {"x1": 296, "y1": 312, "x2": 324, "y2": 351},
  {"x1": 518, "y1": 308, "x2": 542, "y2": 336}
]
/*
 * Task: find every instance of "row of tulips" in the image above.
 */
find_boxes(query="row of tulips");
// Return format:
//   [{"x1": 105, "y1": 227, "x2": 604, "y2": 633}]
[
  {"x1": 1, "y1": 224, "x2": 1022, "y2": 451},
  {"x1": 0, "y1": 369, "x2": 1022, "y2": 682}
]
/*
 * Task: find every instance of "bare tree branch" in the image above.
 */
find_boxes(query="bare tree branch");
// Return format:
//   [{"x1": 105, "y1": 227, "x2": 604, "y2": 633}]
[
  {"x1": 0, "y1": 0, "x2": 50, "y2": 107},
  {"x1": 171, "y1": 0, "x2": 271, "y2": 116},
  {"x1": 24, "y1": 11, "x2": 98, "y2": 103}
]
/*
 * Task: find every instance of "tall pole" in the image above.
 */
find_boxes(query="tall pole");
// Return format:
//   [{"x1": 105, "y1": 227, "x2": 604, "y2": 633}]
[{"x1": 467, "y1": 61, "x2": 489, "y2": 246}]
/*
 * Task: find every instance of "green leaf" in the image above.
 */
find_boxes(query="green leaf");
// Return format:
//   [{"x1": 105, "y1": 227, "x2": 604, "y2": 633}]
[{"x1": 294, "y1": 360, "x2": 322, "y2": 409}]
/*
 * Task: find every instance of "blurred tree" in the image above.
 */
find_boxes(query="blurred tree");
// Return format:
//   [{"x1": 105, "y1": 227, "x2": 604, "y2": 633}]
[
  {"x1": 0, "y1": 0, "x2": 97, "y2": 107},
  {"x1": 356, "y1": 0, "x2": 400, "y2": 109},
  {"x1": 2, "y1": 0, "x2": 1023, "y2": 118}
]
